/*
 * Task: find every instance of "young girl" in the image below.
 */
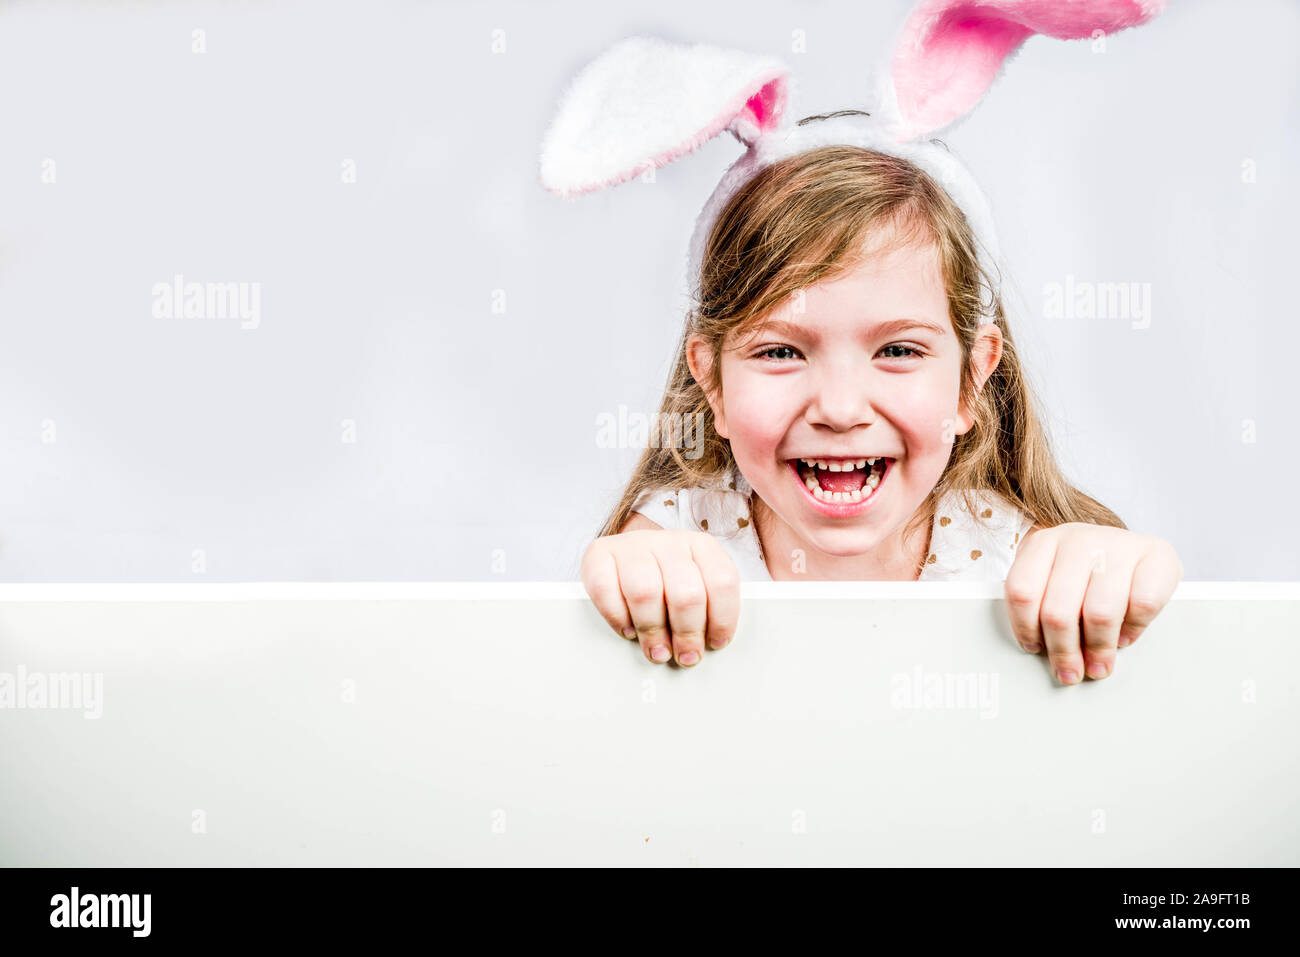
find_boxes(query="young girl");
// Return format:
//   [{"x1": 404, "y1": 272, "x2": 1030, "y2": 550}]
[
  {"x1": 544, "y1": 6, "x2": 1180, "y2": 685},
  {"x1": 581, "y1": 141, "x2": 1181, "y2": 684}
]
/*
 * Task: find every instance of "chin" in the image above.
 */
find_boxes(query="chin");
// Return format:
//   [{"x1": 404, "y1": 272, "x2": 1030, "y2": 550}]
[{"x1": 799, "y1": 526, "x2": 889, "y2": 558}]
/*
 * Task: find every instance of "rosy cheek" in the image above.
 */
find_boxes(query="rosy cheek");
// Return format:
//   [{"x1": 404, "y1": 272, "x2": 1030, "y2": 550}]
[
  {"x1": 725, "y1": 383, "x2": 788, "y2": 451},
  {"x1": 735, "y1": 421, "x2": 784, "y2": 460}
]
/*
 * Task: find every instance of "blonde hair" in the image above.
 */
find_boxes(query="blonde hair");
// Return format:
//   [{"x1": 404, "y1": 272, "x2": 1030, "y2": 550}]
[{"x1": 595, "y1": 135, "x2": 1124, "y2": 574}]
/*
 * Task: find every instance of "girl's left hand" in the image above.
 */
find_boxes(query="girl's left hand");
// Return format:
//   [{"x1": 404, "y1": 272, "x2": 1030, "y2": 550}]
[{"x1": 1004, "y1": 523, "x2": 1183, "y2": 685}]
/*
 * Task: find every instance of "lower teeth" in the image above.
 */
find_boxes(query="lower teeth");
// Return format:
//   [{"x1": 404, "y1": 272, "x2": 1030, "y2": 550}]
[{"x1": 798, "y1": 462, "x2": 884, "y2": 504}]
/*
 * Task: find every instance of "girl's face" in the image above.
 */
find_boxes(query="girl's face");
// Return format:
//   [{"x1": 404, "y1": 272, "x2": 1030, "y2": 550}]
[{"x1": 690, "y1": 233, "x2": 1002, "y2": 571}]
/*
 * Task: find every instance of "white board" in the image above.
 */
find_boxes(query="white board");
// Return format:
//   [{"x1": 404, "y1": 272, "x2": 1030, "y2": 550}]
[{"x1": 0, "y1": 582, "x2": 1295, "y2": 866}]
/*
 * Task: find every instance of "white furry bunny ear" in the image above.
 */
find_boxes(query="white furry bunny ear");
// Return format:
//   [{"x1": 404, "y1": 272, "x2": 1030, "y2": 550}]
[
  {"x1": 539, "y1": 36, "x2": 790, "y2": 199},
  {"x1": 889, "y1": 0, "x2": 1169, "y2": 142}
]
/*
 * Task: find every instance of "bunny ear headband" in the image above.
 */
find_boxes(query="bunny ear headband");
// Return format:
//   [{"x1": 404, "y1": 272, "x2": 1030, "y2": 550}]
[{"x1": 539, "y1": 0, "x2": 1167, "y2": 324}]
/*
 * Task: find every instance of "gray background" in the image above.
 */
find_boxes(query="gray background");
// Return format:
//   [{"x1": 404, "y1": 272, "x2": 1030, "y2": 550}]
[{"x1": 0, "y1": 0, "x2": 1296, "y2": 582}]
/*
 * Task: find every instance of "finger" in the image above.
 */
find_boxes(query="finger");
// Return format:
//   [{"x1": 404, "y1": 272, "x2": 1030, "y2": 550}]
[
  {"x1": 1078, "y1": 546, "x2": 1132, "y2": 680},
  {"x1": 1038, "y1": 541, "x2": 1094, "y2": 686},
  {"x1": 1118, "y1": 541, "x2": 1180, "y2": 648},
  {"x1": 1117, "y1": 622, "x2": 1147, "y2": 648},
  {"x1": 580, "y1": 545, "x2": 637, "y2": 641},
  {"x1": 1004, "y1": 531, "x2": 1055, "y2": 654},
  {"x1": 653, "y1": 544, "x2": 709, "y2": 667},
  {"x1": 689, "y1": 536, "x2": 741, "y2": 652},
  {"x1": 612, "y1": 548, "x2": 672, "y2": 664}
]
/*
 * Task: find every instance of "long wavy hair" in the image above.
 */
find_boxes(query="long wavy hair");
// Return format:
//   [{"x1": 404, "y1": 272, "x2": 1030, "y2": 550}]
[{"x1": 595, "y1": 127, "x2": 1123, "y2": 576}]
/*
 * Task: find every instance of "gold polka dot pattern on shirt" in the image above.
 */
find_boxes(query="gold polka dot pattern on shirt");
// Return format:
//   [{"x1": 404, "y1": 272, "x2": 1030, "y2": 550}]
[
  {"x1": 980, "y1": 508, "x2": 992, "y2": 518},
  {"x1": 939, "y1": 516, "x2": 951, "y2": 527},
  {"x1": 728, "y1": 480, "x2": 736, "y2": 490},
  {"x1": 927, "y1": 553, "x2": 937, "y2": 564},
  {"x1": 970, "y1": 550, "x2": 982, "y2": 560},
  {"x1": 737, "y1": 517, "x2": 749, "y2": 529},
  {"x1": 700, "y1": 519, "x2": 709, "y2": 531},
  {"x1": 664, "y1": 500, "x2": 675, "y2": 507}
]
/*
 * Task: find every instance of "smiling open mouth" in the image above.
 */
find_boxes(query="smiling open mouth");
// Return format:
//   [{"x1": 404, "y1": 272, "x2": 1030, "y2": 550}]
[{"x1": 789, "y1": 457, "x2": 891, "y2": 506}]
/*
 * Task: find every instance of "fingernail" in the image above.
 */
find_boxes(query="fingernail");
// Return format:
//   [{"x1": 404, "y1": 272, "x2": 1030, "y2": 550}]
[
  {"x1": 650, "y1": 646, "x2": 671, "y2": 662},
  {"x1": 1117, "y1": 635, "x2": 1132, "y2": 648},
  {"x1": 1056, "y1": 668, "x2": 1079, "y2": 685},
  {"x1": 1020, "y1": 642, "x2": 1041, "y2": 654},
  {"x1": 622, "y1": 627, "x2": 637, "y2": 639},
  {"x1": 679, "y1": 651, "x2": 700, "y2": 666},
  {"x1": 709, "y1": 638, "x2": 729, "y2": 650},
  {"x1": 1087, "y1": 660, "x2": 1109, "y2": 679}
]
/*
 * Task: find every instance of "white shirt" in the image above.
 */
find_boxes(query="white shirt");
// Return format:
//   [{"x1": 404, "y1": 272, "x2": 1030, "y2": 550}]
[{"x1": 631, "y1": 466, "x2": 1035, "y2": 581}]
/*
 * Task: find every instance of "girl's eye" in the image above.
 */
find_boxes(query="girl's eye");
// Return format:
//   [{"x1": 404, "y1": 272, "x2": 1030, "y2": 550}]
[
  {"x1": 879, "y1": 344, "x2": 922, "y2": 359},
  {"x1": 756, "y1": 345, "x2": 801, "y2": 361}
]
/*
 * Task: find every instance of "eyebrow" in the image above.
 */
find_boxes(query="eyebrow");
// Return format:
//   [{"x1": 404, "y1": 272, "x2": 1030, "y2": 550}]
[{"x1": 754, "y1": 317, "x2": 949, "y2": 339}]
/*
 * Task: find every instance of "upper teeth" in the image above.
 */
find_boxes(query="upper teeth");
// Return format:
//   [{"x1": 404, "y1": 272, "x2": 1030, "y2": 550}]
[{"x1": 799, "y1": 457, "x2": 880, "y2": 471}]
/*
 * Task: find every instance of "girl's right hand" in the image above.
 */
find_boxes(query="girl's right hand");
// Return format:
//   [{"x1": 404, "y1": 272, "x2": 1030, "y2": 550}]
[{"x1": 580, "y1": 528, "x2": 742, "y2": 668}]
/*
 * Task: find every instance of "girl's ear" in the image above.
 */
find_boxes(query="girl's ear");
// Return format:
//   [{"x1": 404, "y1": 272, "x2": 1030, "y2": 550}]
[
  {"x1": 955, "y1": 322, "x2": 1003, "y2": 436},
  {"x1": 539, "y1": 36, "x2": 790, "y2": 199},
  {"x1": 687, "y1": 334, "x2": 728, "y2": 440},
  {"x1": 889, "y1": 0, "x2": 1169, "y2": 142}
]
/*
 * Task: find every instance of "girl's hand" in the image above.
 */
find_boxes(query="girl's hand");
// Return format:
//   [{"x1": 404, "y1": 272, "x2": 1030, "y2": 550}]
[
  {"x1": 580, "y1": 528, "x2": 741, "y2": 667},
  {"x1": 1004, "y1": 523, "x2": 1183, "y2": 685}
]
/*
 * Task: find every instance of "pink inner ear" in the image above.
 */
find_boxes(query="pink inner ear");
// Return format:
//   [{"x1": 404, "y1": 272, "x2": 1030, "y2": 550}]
[
  {"x1": 743, "y1": 78, "x2": 784, "y2": 130},
  {"x1": 891, "y1": 0, "x2": 1168, "y2": 141},
  {"x1": 895, "y1": 9, "x2": 1032, "y2": 138}
]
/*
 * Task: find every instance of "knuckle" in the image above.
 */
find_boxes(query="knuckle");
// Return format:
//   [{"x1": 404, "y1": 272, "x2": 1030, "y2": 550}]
[
  {"x1": 1129, "y1": 592, "x2": 1164, "y2": 618},
  {"x1": 581, "y1": 572, "x2": 617, "y2": 602},
  {"x1": 1046, "y1": 648, "x2": 1082, "y2": 668},
  {"x1": 669, "y1": 587, "x2": 708, "y2": 611},
  {"x1": 587, "y1": 588, "x2": 624, "y2": 621},
  {"x1": 621, "y1": 581, "x2": 662, "y2": 605},
  {"x1": 710, "y1": 617, "x2": 738, "y2": 640},
  {"x1": 708, "y1": 567, "x2": 741, "y2": 593},
  {"x1": 1119, "y1": 626, "x2": 1146, "y2": 646},
  {"x1": 1039, "y1": 606, "x2": 1077, "y2": 632},
  {"x1": 1082, "y1": 608, "x2": 1121, "y2": 631},
  {"x1": 1004, "y1": 582, "x2": 1038, "y2": 608},
  {"x1": 597, "y1": 601, "x2": 629, "y2": 632},
  {"x1": 671, "y1": 629, "x2": 704, "y2": 648}
]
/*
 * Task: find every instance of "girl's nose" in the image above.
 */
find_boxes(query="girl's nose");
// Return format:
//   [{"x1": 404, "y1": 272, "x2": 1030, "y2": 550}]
[{"x1": 807, "y1": 367, "x2": 878, "y2": 431}]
